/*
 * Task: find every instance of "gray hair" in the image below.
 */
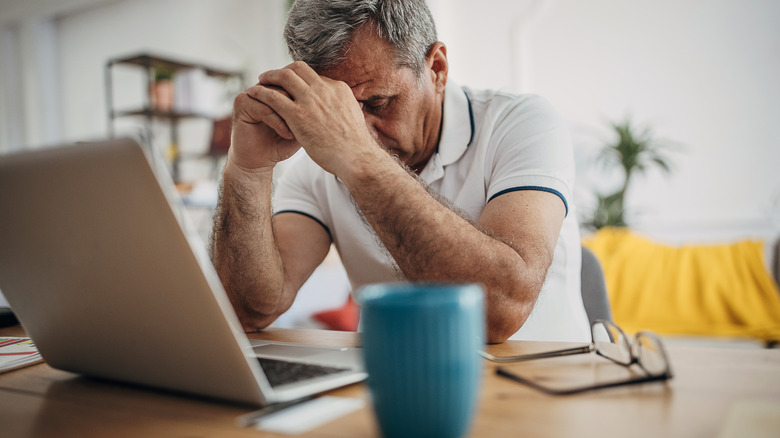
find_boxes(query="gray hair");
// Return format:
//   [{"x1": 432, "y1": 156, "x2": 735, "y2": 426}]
[{"x1": 284, "y1": 0, "x2": 438, "y2": 75}]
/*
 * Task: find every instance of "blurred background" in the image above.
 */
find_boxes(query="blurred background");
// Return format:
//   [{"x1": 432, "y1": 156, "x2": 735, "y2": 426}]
[{"x1": 1, "y1": 0, "x2": 778, "y2": 331}]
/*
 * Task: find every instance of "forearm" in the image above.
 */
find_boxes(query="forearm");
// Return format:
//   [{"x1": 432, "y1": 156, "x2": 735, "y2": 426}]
[
  {"x1": 210, "y1": 161, "x2": 288, "y2": 330},
  {"x1": 341, "y1": 155, "x2": 544, "y2": 342}
]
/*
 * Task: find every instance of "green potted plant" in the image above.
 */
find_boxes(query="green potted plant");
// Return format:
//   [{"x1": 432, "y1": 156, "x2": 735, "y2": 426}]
[
  {"x1": 151, "y1": 67, "x2": 175, "y2": 112},
  {"x1": 583, "y1": 118, "x2": 679, "y2": 230}
]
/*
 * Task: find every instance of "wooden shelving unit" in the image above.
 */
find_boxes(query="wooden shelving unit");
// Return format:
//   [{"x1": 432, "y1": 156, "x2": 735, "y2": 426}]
[{"x1": 105, "y1": 53, "x2": 242, "y2": 181}]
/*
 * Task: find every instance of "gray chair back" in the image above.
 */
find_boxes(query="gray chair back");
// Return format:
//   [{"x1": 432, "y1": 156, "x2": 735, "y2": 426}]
[
  {"x1": 773, "y1": 237, "x2": 780, "y2": 289},
  {"x1": 581, "y1": 246, "x2": 613, "y2": 325}
]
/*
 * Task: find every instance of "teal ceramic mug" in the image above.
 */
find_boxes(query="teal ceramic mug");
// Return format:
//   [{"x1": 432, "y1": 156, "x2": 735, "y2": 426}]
[{"x1": 358, "y1": 282, "x2": 485, "y2": 438}]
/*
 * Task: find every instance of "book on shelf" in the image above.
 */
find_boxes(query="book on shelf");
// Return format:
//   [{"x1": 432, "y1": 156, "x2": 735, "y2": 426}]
[{"x1": 0, "y1": 337, "x2": 43, "y2": 373}]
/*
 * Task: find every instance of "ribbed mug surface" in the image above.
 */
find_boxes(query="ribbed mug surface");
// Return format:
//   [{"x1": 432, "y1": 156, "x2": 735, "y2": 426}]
[{"x1": 360, "y1": 282, "x2": 485, "y2": 438}]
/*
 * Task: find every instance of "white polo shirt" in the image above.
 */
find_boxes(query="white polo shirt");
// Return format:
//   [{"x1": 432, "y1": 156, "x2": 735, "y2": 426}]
[{"x1": 273, "y1": 81, "x2": 590, "y2": 342}]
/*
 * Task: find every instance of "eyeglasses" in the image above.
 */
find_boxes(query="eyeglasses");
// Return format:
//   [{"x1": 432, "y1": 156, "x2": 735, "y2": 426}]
[{"x1": 483, "y1": 320, "x2": 673, "y2": 395}]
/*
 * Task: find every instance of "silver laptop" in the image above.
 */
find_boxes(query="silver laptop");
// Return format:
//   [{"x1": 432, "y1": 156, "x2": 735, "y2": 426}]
[{"x1": 0, "y1": 138, "x2": 366, "y2": 406}]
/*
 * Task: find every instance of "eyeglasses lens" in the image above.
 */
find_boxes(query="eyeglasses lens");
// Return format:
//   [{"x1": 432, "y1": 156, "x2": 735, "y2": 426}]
[
  {"x1": 634, "y1": 333, "x2": 667, "y2": 376},
  {"x1": 592, "y1": 321, "x2": 631, "y2": 365}
]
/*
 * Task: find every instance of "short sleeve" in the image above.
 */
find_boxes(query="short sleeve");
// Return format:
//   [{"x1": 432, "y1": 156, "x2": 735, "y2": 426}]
[
  {"x1": 272, "y1": 152, "x2": 332, "y2": 233},
  {"x1": 485, "y1": 95, "x2": 575, "y2": 215}
]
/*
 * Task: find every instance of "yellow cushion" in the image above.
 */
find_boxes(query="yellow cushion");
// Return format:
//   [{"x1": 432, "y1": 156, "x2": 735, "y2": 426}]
[{"x1": 583, "y1": 227, "x2": 780, "y2": 341}]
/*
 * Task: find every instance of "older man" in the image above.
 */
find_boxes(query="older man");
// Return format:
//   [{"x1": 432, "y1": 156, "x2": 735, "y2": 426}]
[{"x1": 211, "y1": 0, "x2": 589, "y2": 343}]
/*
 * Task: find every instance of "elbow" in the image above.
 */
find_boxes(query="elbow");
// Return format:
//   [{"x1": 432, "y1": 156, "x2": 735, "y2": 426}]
[
  {"x1": 485, "y1": 312, "x2": 529, "y2": 344},
  {"x1": 237, "y1": 303, "x2": 273, "y2": 331},
  {"x1": 234, "y1": 303, "x2": 278, "y2": 333},
  {"x1": 215, "y1": 265, "x2": 292, "y2": 333},
  {"x1": 484, "y1": 290, "x2": 534, "y2": 343},
  {"x1": 486, "y1": 327, "x2": 514, "y2": 344},
  {"x1": 223, "y1": 285, "x2": 287, "y2": 333},
  {"x1": 483, "y1": 274, "x2": 542, "y2": 344}
]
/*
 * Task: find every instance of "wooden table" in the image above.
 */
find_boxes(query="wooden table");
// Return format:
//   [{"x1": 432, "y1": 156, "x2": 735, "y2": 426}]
[{"x1": 2, "y1": 325, "x2": 779, "y2": 437}]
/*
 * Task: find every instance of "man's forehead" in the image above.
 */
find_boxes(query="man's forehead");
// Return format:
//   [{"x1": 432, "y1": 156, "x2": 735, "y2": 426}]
[{"x1": 318, "y1": 24, "x2": 405, "y2": 97}]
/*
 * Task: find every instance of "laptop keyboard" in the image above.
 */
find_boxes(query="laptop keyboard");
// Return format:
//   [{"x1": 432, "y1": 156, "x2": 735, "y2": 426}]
[{"x1": 257, "y1": 357, "x2": 350, "y2": 388}]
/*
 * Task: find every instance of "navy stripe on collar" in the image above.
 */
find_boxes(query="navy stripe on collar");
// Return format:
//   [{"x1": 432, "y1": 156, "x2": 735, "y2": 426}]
[{"x1": 465, "y1": 92, "x2": 475, "y2": 147}]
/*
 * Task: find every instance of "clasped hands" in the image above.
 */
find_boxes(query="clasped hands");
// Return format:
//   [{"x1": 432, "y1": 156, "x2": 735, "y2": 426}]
[{"x1": 230, "y1": 61, "x2": 379, "y2": 178}]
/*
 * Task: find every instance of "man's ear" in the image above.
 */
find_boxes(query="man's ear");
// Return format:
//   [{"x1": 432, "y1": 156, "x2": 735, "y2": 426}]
[{"x1": 426, "y1": 42, "x2": 448, "y2": 92}]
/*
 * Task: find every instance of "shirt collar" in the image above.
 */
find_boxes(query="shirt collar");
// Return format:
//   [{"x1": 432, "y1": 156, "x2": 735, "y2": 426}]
[{"x1": 419, "y1": 80, "x2": 474, "y2": 183}]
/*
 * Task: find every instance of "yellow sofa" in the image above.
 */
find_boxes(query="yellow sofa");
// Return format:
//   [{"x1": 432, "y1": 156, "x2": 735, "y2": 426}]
[{"x1": 583, "y1": 228, "x2": 780, "y2": 343}]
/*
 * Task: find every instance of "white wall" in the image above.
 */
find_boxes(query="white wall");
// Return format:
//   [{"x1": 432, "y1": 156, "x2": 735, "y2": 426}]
[
  {"x1": 0, "y1": 0, "x2": 290, "y2": 176},
  {"x1": 434, "y1": 0, "x2": 780, "y2": 244},
  {"x1": 57, "y1": 0, "x2": 288, "y2": 142},
  {"x1": 53, "y1": 0, "x2": 290, "y2": 182}
]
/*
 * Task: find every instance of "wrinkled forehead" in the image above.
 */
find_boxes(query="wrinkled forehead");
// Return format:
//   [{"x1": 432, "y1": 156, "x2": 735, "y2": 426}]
[{"x1": 319, "y1": 27, "x2": 416, "y2": 100}]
